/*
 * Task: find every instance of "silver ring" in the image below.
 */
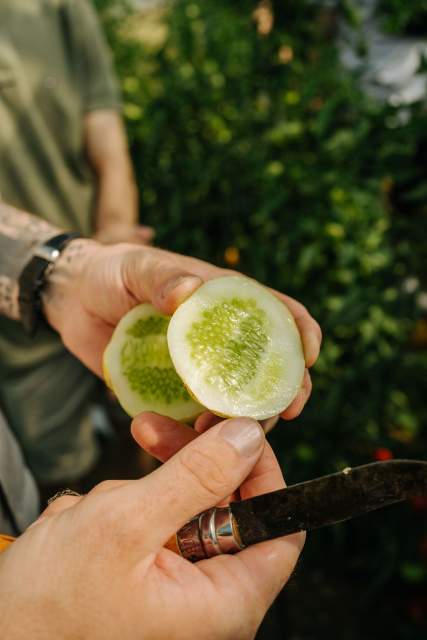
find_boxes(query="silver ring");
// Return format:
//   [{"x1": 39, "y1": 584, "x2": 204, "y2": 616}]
[{"x1": 47, "y1": 489, "x2": 81, "y2": 505}]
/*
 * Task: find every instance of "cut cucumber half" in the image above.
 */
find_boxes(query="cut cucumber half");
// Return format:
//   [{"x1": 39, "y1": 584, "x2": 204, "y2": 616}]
[
  {"x1": 167, "y1": 276, "x2": 305, "y2": 420},
  {"x1": 103, "y1": 304, "x2": 203, "y2": 420}
]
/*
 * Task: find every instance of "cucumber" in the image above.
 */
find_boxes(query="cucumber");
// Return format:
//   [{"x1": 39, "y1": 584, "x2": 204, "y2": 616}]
[
  {"x1": 103, "y1": 304, "x2": 203, "y2": 421},
  {"x1": 103, "y1": 276, "x2": 305, "y2": 422},
  {"x1": 167, "y1": 276, "x2": 305, "y2": 420}
]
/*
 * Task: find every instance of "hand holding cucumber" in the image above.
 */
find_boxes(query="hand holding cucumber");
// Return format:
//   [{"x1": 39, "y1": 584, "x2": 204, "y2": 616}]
[{"x1": 42, "y1": 239, "x2": 321, "y2": 422}]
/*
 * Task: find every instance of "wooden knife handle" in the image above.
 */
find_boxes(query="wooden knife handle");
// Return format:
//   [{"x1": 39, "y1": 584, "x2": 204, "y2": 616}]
[
  {"x1": 0, "y1": 534, "x2": 15, "y2": 552},
  {"x1": 164, "y1": 534, "x2": 180, "y2": 555}
]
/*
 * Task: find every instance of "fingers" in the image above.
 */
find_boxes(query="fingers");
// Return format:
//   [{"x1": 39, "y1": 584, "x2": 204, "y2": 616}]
[
  {"x1": 238, "y1": 440, "x2": 285, "y2": 499},
  {"x1": 131, "y1": 412, "x2": 197, "y2": 462},
  {"x1": 126, "y1": 418, "x2": 265, "y2": 545},
  {"x1": 122, "y1": 247, "x2": 204, "y2": 315},
  {"x1": 273, "y1": 292, "x2": 322, "y2": 367},
  {"x1": 188, "y1": 369, "x2": 313, "y2": 431},
  {"x1": 226, "y1": 440, "x2": 305, "y2": 608},
  {"x1": 194, "y1": 412, "x2": 223, "y2": 434},
  {"x1": 280, "y1": 368, "x2": 312, "y2": 420},
  {"x1": 194, "y1": 370, "x2": 313, "y2": 428},
  {"x1": 198, "y1": 442, "x2": 304, "y2": 619},
  {"x1": 260, "y1": 415, "x2": 280, "y2": 433},
  {"x1": 132, "y1": 414, "x2": 285, "y2": 508},
  {"x1": 119, "y1": 246, "x2": 321, "y2": 370},
  {"x1": 200, "y1": 532, "x2": 304, "y2": 620},
  {"x1": 230, "y1": 532, "x2": 305, "y2": 611},
  {"x1": 132, "y1": 413, "x2": 284, "y2": 498}
]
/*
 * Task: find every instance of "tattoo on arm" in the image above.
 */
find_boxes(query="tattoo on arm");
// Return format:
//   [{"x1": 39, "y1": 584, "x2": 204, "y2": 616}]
[
  {"x1": 0, "y1": 276, "x2": 18, "y2": 320},
  {"x1": 0, "y1": 203, "x2": 60, "y2": 320},
  {"x1": 41, "y1": 238, "x2": 98, "y2": 334},
  {"x1": 62, "y1": 240, "x2": 89, "y2": 265}
]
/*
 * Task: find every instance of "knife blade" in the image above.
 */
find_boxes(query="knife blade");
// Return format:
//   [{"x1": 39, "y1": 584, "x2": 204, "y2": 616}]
[
  {"x1": 231, "y1": 459, "x2": 427, "y2": 547},
  {"x1": 168, "y1": 459, "x2": 427, "y2": 561}
]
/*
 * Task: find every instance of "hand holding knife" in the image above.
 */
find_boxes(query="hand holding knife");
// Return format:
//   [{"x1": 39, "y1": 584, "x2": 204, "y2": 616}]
[{"x1": 2, "y1": 460, "x2": 426, "y2": 559}]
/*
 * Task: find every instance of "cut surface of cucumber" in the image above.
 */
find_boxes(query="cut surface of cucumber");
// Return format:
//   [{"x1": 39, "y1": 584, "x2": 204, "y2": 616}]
[
  {"x1": 167, "y1": 276, "x2": 305, "y2": 420},
  {"x1": 103, "y1": 304, "x2": 203, "y2": 420}
]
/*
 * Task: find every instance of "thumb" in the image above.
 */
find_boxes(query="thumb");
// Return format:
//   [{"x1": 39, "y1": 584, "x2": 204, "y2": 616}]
[
  {"x1": 125, "y1": 418, "x2": 265, "y2": 548},
  {"x1": 122, "y1": 247, "x2": 203, "y2": 315}
]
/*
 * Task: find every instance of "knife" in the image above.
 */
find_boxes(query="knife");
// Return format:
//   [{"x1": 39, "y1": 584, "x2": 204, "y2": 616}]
[
  {"x1": 1, "y1": 460, "x2": 426, "y2": 559},
  {"x1": 165, "y1": 459, "x2": 427, "y2": 561}
]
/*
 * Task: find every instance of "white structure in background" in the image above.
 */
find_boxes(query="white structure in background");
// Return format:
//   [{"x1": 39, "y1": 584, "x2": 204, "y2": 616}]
[
  {"x1": 339, "y1": 0, "x2": 427, "y2": 106},
  {"x1": 132, "y1": 0, "x2": 426, "y2": 106}
]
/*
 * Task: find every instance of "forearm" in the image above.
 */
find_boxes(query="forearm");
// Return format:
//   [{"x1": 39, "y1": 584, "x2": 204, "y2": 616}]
[
  {"x1": 0, "y1": 203, "x2": 60, "y2": 320},
  {"x1": 84, "y1": 110, "x2": 138, "y2": 232},
  {"x1": 95, "y1": 162, "x2": 138, "y2": 231}
]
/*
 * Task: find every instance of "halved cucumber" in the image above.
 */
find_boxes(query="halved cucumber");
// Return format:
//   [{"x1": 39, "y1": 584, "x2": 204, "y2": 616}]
[
  {"x1": 103, "y1": 304, "x2": 203, "y2": 420},
  {"x1": 167, "y1": 276, "x2": 305, "y2": 420}
]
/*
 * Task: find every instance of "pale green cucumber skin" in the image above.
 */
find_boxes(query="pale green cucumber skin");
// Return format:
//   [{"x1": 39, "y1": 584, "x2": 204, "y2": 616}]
[
  {"x1": 167, "y1": 275, "x2": 305, "y2": 421},
  {"x1": 103, "y1": 304, "x2": 204, "y2": 421}
]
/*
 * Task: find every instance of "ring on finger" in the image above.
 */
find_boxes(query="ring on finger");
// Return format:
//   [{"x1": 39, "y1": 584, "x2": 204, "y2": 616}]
[{"x1": 47, "y1": 489, "x2": 81, "y2": 505}]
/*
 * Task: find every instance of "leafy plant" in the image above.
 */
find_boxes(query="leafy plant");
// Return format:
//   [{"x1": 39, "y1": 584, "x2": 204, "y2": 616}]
[{"x1": 95, "y1": 1, "x2": 427, "y2": 637}]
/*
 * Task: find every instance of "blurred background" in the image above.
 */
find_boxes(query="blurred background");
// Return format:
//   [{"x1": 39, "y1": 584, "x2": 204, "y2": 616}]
[{"x1": 95, "y1": 0, "x2": 427, "y2": 637}]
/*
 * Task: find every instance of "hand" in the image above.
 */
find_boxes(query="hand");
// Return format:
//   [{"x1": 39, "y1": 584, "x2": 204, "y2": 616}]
[
  {"x1": 43, "y1": 240, "x2": 321, "y2": 421},
  {"x1": 93, "y1": 222, "x2": 155, "y2": 245},
  {"x1": 0, "y1": 418, "x2": 304, "y2": 640}
]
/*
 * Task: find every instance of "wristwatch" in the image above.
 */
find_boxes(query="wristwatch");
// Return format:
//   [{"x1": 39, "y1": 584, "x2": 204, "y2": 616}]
[{"x1": 18, "y1": 232, "x2": 80, "y2": 336}]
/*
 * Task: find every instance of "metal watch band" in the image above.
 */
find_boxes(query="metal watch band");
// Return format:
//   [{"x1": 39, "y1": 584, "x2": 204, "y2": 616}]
[{"x1": 18, "y1": 232, "x2": 81, "y2": 336}]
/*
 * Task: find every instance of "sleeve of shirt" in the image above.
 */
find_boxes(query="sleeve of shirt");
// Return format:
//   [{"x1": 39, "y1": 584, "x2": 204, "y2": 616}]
[
  {"x1": 65, "y1": 0, "x2": 122, "y2": 113},
  {"x1": 0, "y1": 412, "x2": 39, "y2": 535}
]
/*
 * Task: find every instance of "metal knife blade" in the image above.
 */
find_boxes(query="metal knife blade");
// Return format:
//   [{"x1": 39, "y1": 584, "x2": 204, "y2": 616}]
[{"x1": 230, "y1": 460, "x2": 427, "y2": 547}]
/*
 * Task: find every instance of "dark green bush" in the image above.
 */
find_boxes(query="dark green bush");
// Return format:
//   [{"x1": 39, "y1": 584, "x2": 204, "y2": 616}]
[
  {"x1": 96, "y1": 1, "x2": 427, "y2": 636},
  {"x1": 378, "y1": 0, "x2": 427, "y2": 34}
]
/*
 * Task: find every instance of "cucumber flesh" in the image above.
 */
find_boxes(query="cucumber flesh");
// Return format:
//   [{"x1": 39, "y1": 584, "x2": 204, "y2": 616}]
[
  {"x1": 103, "y1": 304, "x2": 203, "y2": 421},
  {"x1": 167, "y1": 276, "x2": 305, "y2": 420}
]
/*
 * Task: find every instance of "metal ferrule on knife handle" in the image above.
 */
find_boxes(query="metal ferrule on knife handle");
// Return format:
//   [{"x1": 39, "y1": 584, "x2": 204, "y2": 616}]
[{"x1": 168, "y1": 507, "x2": 244, "y2": 562}]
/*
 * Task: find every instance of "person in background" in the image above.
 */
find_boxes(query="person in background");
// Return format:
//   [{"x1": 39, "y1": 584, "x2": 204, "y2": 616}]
[{"x1": 0, "y1": 0, "x2": 153, "y2": 488}]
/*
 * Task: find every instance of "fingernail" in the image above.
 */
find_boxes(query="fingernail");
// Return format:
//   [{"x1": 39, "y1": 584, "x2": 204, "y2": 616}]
[
  {"x1": 161, "y1": 275, "x2": 202, "y2": 300},
  {"x1": 220, "y1": 418, "x2": 264, "y2": 457}
]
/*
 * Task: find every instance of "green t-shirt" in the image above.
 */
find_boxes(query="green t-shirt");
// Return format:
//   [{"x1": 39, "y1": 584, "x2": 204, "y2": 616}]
[{"x1": 0, "y1": 0, "x2": 121, "y2": 372}]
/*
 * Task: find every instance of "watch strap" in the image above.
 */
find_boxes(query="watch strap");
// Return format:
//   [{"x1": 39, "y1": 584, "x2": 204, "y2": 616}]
[{"x1": 18, "y1": 232, "x2": 81, "y2": 336}]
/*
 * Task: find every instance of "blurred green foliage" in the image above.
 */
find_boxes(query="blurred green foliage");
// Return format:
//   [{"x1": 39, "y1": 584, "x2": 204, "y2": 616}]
[
  {"x1": 377, "y1": 0, "x2": 427, "y2": 34},
  {"x1": 96, "y1": 0, "x2": 427, "y2": 636}
]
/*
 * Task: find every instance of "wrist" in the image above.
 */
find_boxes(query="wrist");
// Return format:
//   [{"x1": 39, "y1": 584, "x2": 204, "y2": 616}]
[
  {"x1": 41, "y1": 238, "x2": 100, "y2": 335},
  {"x1": 18, "y1": 232, "x2": 82, "y2": 335},
  {"x1": 94, "y1": 221, "x2": 134, "y2": 234},
  {"x1": 95, "y1": 217, "x2": 138, "y2": 234}
]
